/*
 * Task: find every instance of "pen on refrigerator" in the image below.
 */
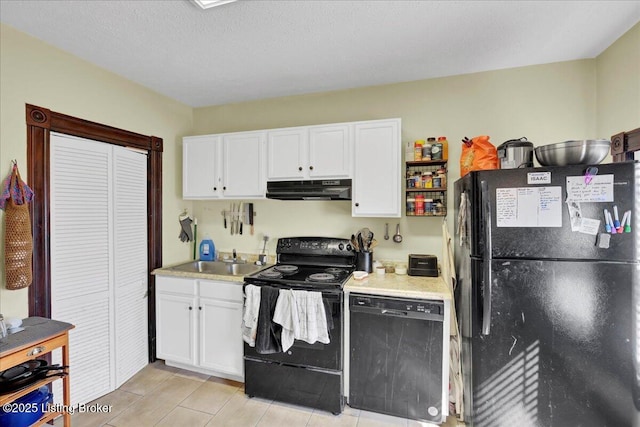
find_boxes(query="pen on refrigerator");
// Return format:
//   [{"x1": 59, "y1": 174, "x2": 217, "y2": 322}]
[
  {"x1": 604, "y1": 209, "x2": 611, "y2": 233},
  {"x1": 613, "y1": 205, "x2": 620, "y2": 229},
  {"x1": 624, "y1": 210, "x2": 632, "y2": 233},
  {"x1": 607, "y1": 211, "x2": 617, "y2": 234},
  {"x1": 620, "y1": 211, "x2": 629, "y2": 233}
]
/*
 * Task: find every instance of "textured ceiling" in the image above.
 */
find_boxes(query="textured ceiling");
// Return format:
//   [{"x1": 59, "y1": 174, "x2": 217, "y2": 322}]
[{"x1": 1, "y1": 0, "x2": 639, "y2": 107}]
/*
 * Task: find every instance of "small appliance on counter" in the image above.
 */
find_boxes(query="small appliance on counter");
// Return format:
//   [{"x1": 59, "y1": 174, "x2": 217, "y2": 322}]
[
  {"x1": 496, "y1": 137, "x2": 534, "y2": 169},
  {"x1": 408, "y1": 254, "x2": 438, "y2": 277}
]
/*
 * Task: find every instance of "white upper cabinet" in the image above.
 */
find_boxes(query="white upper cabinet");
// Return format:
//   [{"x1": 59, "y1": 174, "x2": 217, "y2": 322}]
[
  {"x1": 267, "y1": 124, "x2": 352, "y2": 180},
  {"x1": 221, "y1": 131, "x2": 266, "y2": 198},
  {"x1": 183, "y1": 132, "x2": 266, "y2": 199},
  {"x1": 183, "y1": 135, "x2": 220, "y2": 199},
  {"x1": 352, "y1": 118, "x2": 401, "y2": 217},
  {"x1": 308, "y1": 124, "x2": 352, "y2": 179},
  {"x1": 266, "y1": 127, "x2": 307, "y2": 180}
]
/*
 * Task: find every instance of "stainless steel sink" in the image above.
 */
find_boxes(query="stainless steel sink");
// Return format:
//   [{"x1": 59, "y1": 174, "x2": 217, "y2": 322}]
[{"x1": 168, "y1": 260, "x2": 263, "y2": 276}]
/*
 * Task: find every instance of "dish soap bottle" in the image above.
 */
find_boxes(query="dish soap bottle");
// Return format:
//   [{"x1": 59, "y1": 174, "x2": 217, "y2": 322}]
[{"x1": 199, "y1": 237, "x2": 215, "y2": 261}]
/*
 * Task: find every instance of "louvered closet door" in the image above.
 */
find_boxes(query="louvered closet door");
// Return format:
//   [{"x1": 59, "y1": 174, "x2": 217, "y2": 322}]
[
  {"x1": 50, "y1": 133, "x2": 114, "y2": 405},
  {"x1": 50, "y1": 133, "x2": 149, "y2": 405},
  {"x1": 113, "y1": 147, "x2": 148, "y2": 387}
]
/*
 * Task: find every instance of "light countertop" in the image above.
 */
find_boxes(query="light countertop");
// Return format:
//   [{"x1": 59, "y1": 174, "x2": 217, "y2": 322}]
[
  {"x1": 152, "y1": 264, "x2": 246, "y2": 283},
  {"x1": 154, "y1": 263, "x2": 452, "y2": 299},
  {"x1": 344, "y1": 273, "x2": 451, "y2": 300}
]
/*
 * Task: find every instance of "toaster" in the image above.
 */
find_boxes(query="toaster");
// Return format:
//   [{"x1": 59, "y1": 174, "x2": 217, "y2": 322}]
[{"x1": 408, "y1": 254, "x2": 438, "y2": 277}]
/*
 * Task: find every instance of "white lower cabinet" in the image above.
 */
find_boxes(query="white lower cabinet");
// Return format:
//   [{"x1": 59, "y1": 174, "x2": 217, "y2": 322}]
[{"x1": 155, "y1": 275, "x2": 244, "y2": 381}]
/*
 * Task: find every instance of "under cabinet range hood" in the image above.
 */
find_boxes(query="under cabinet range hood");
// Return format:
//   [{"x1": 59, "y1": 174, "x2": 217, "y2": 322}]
[{"x1": 266, "y1": 179, "x2": 351, "y2": 200}]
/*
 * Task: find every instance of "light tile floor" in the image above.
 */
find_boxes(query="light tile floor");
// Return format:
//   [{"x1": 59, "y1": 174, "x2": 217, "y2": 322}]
[{"x1": 54, "y1": 361, "x2": 463, "y2": 427}]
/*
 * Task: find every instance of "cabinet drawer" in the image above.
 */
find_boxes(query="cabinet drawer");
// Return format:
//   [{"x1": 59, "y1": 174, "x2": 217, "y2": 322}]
[
  {"x1": 199, "y1": 280, "x2": 242, "y2": 302},
  {"x1": 0, "y1": 333, "x2": 68, "y2": 369},
  {"x1": 156, "y1": 276, "x2": 196, "y2": 295}
]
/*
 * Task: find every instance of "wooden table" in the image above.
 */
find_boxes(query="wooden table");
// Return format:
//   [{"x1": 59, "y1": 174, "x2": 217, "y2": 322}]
[{"x1": 0, "y1": 317, "x2": 74, "y2": 426}]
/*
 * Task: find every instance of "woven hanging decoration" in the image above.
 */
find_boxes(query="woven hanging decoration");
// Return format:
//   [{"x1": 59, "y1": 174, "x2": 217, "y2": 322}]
[{"x1": 3, "y1": 162, "x2": 33, "y2": 290}]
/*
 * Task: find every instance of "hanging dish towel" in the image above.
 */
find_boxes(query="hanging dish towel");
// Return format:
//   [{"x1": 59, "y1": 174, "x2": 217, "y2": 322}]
[
  {"x1": 242, "y1": 284, "x2": 261, "y2": 346},
  {"x1": 443, "y1": 220, "x2": 464, "y2": 419},
  {"x1": 255, "y1": 286, "x2": 283, "y2": 354},
  {"x1": 2, "y1": 163, "x2": 34, "y2": 290},
  {"x1": 274, "y1": 289, "x2": 329, "y2": 352}
]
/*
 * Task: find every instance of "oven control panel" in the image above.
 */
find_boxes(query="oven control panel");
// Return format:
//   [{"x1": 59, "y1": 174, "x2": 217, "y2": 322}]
[{"x1": 277, "y1": 237, "x2": 354, "y2": 255}]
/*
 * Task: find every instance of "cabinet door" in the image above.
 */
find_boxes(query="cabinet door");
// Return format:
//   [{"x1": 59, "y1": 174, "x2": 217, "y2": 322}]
[
  {"x1": 221, "y1": 131, "x2": 266, "y2": 198},
  {"x1": 156, "y1": 292, "x2": 197, "y2": 365},
  {"x1": 198, "y1": 297, "x2": 244, "y2": 378},
  {"x1": 309, "y1": 124, "x2": 352, "y2": 178},
  {"x1": 183, "y1": 135, "x2": 221, "y2": 199},
  {"x1": 267, "y1": 128, "x2": 307, "y2": 180},
  {"x1": 353, "y1": 119, "x2": 401, "y2": 217}
]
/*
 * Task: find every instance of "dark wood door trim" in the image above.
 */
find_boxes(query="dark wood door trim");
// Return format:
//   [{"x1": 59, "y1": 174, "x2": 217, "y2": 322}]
[{"x1": 26, "y1": 103, "x2": 162, "y2": 362}]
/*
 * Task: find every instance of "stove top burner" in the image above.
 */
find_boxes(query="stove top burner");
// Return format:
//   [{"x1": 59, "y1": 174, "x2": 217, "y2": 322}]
[
  {"x1": 324, "y1": 267, "x2": 343, "y2": 275},
  {"x1": 307, "y1": 273, "x2": 337, "y2": 282},
  {"x1": 274, "y1": 265, "x2": 299, "y2": 274},
  {"x1": 259, "y1": 270, "x2": 284, "y2": 279}
]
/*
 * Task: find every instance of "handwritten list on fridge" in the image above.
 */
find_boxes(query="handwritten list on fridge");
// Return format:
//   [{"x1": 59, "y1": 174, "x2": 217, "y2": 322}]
[{"x1": 496, "y1": 186, "x2": 562, "y2": 227}]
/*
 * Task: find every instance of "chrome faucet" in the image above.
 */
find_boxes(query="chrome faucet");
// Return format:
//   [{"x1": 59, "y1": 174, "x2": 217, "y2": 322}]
[{"x1": 232, "y1": 249, "x2": 237, "y2": 262}]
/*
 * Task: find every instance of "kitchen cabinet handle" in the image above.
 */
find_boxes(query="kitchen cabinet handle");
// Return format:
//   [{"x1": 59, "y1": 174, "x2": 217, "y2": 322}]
[
  {"x1": 309, "y1": 166, "x2": 314, "y2": 170},
  {"x1": 199, "y1": 306, "x2": 202, "y2": 310},
  {"x1": 189, "y1": 306, "x2": 193, "y2": 311},
  {"x1": 223, "y1": 186, "x2": 227, "y2": 191},
  {"x1": 213, "y1": 187, "x2": 217, "y2": 191},
  {"x1": 298, "y1": 167, "x2": 303, "y2": 171},
  {"x1": 480, "y1": 180, "x2": 492, "y2": 336},
  {"x1": 355, "y1": 202, "x2": 359, "y2": 207}
]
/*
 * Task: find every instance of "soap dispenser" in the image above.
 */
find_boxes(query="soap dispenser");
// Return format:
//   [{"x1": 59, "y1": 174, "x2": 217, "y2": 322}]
[{"x1": 199, "y1": 236, "x2": 216, "y2": 261}]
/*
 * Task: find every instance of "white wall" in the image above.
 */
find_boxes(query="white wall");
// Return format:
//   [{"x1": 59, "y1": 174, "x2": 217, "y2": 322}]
[
  {"x1": 0, "y1": 24, "x2": 193, "y2": 318},
  {"x1": 596, "y1": 22, "x2": 640, "y2": 138}
]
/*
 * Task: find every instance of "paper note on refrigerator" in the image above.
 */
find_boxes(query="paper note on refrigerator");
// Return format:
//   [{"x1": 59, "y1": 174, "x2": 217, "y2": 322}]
[
  {"x1": 566, "y1": 175, "x2": 614, "y2": 202},
  {"x1": 496, "y1": 186, "x2": 563, "y2": 227}
]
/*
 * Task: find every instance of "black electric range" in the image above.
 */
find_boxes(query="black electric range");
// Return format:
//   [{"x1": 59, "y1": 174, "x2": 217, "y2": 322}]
[
  {"x1": 243, "y1": 236, "x2": 356, "y2": 415},
  {"x1": 244, "y1": 236, "x2": 356, "y2": 291}
]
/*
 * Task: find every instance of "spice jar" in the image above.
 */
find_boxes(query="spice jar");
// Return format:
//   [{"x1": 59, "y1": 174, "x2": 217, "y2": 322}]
[
  {"x1": 415, "y1": 195, "x2": 425, "y2": 215},
  {"x1": 431, "y1": 141, "x2": 443, "y2": 160},
  {"x1": 423, "y1": 172, "x2": 433, "y2": 188},
  {"x1": 414, "y1": 140, "x2": 424, "y2": 161},
  {"x1": 424, "y1": 198, "x2": 434, "y2": 215},
  {"x1": 438, "y1": 136, "x2": 449, "y2": 160},
  {"x1": 414, "y1": 171, "x2": 423, "y2": 188},
  {"x1": 436, "y1": 167, "x2": 447, "y2": 187},
  {"x1": 406, "y1": 197, "x2": 415, "y2": 215}
]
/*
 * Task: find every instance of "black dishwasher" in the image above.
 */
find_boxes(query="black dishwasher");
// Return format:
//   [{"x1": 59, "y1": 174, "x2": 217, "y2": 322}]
[{"x1": 349, "y1": 293, "x2": 445, "y2": 423}]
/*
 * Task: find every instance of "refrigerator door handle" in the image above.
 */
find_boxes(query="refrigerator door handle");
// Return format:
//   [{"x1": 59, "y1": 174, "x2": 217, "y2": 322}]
[{"x1": 481, "y1": 180, "x2": 492, "y2": 335}]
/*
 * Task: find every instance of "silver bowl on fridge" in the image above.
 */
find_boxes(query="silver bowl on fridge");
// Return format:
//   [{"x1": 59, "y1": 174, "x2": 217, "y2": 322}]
[{"x1": 534, "y1": 139, "x2": 610, "y2": 166}]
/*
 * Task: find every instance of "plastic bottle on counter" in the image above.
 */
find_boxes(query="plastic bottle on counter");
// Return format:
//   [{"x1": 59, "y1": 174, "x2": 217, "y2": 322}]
[{"x1": 199, "y1": 237, "x2": 216, "y2": 261}]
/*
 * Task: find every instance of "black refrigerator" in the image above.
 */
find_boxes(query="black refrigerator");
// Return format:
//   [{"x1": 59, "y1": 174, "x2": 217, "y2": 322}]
[{"x1": 454, "y1": 161, "x2": 640, "y2": 427}]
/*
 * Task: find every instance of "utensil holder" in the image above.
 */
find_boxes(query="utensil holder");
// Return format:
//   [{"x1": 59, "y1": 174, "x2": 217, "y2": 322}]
[{"x1": 356, "y1": 251, "x2": 373, "y2": 273}]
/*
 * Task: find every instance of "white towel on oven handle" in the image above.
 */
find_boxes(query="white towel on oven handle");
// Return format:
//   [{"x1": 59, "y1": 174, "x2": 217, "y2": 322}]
[
  {"x1": 274, "y1": 289, "x2": 329, "y2": 352},
  {"x1": 242, "y1": 284, "x2": 261, "y2": 346}
]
